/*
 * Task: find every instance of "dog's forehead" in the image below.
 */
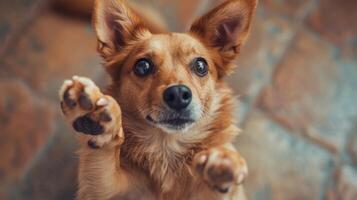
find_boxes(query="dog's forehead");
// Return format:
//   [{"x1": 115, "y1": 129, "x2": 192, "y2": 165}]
[
  {"x1": 146, "y1": 33, "x2": 205, "y2": 53},
  {"x1": 146, "y1": 36, "x2": 165, "y2": 50}
]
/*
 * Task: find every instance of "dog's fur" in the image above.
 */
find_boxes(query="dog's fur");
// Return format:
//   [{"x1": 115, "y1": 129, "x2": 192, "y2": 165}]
[{"x1": 59, "y1": 0, "x2": 257, "y2": 199}]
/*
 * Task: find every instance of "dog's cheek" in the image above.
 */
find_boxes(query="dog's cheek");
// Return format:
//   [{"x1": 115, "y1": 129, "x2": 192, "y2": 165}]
[{"x1": 204, "y1": 88, "x2": 216, "y2": 115}]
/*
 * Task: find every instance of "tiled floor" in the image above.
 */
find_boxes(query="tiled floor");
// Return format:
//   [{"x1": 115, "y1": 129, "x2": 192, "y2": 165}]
[{"x1": 1, "y1": 0, "x2": 357, "y2": 199}]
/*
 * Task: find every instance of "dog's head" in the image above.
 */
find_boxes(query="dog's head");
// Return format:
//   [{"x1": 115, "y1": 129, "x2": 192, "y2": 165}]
[{"x1": 93, "y1": 0, "x2": 257, "y2": 133}]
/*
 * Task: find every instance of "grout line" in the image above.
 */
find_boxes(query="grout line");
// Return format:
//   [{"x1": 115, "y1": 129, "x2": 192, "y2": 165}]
[
  {"x1": 259, "y1": 108, "x2": 336, "y2": 156},
  {"x1": 317, "y1": 122, "x2": 357, "y2": 200},
  {"x1": 344, "y1": 122, "x2": 357, "y2": 166},
  {"x1": 319, "y1": 159, "x2": 336, "y2": 200}
]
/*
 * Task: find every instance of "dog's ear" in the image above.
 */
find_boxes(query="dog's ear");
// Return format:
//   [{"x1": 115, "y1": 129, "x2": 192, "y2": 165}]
[
  {"x1": 190, "y1": 0, "x2": 257, "y2": 77},
  {"x1": 93, "y1": 0, "x2": 150, "y2": 60}
]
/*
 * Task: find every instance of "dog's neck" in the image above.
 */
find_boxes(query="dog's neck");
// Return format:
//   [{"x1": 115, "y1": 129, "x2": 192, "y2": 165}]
[{"x1": 120, "y1": 111, "x2": 208, "y2": 192}]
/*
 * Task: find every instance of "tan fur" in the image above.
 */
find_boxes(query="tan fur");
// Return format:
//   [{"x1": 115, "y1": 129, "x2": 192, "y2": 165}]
[{"x1": 60, "y1": 0, "x2": 257, "y2": 199}]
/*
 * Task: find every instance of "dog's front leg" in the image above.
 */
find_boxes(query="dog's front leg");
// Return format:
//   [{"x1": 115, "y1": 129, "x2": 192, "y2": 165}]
[
  {"x1": 59, "y1": 76, "x2": 127, "y2": 200},
  {"x1": 193, "y1": 145, "x2": 248, "y2": 199}
]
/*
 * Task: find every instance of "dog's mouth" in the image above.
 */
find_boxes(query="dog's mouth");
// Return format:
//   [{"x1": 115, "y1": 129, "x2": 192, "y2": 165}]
[{"x1": 146, "y1": 115, "x2": 195, "y2": 132}]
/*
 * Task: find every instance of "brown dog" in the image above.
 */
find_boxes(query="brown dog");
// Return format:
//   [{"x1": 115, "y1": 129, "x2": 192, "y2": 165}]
[{"x1": 59, "y1": 0, "x2": 257, "y2": 199}]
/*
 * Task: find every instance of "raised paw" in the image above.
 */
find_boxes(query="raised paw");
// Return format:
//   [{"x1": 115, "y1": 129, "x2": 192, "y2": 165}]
[
  {"x1": 59, "y1": 76, "x2": 123, "y2": 148},
  {"x1": 194, "y1": 148, "x2": 248, "y2": 193}
]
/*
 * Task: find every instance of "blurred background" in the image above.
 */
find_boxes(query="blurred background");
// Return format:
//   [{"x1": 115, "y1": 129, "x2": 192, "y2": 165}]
[{"x1": 0, "y1": 0, "x2": 356, "y2": 199}]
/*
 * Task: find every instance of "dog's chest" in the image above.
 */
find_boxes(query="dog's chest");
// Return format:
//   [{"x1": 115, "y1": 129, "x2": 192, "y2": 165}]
[
  {"x1": 111, "y1": 166, "x2": 221, "y2": 200},
  {"x1": 121, "y1": 139, "x2": 198, "y2": 190},
  {"x1": 117, "y1": 158, "x2": 194, "y2": 200}
]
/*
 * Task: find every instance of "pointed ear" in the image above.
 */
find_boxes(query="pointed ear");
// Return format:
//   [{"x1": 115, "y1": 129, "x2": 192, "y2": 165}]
[
  {"x1": 190, "y1": 0, "x2": 257, "y2": 77},
  {"x1": 93, "y1": 0, "x2": 150, "y2": 59}
]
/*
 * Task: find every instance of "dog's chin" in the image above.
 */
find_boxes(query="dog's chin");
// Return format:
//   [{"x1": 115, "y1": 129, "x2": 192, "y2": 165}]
[{"x1": 146, "y1": 115, "x2": 196, "y2": 133}]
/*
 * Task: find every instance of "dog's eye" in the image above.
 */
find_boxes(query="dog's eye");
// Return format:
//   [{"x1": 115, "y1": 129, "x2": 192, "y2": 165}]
[
  {"x1": 192, "y1": 57, "x2": 208, "y2": 77},
  {"x1": 134, "y1": 59, "x2": 154, "y2": 77}
]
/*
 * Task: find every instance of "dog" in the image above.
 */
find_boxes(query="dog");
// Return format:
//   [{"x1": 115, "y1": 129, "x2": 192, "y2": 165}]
[{"x1": 59, "y1": 0, "x2": 257, "y2": 199}]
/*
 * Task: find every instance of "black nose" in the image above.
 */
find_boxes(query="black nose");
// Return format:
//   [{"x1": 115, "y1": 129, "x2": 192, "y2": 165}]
[{"x1": 163, "y1": 85, "x2": 192, "y2": 110}]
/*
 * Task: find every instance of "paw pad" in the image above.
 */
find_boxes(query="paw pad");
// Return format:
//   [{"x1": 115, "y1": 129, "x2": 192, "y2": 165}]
[
  {"x1": 78, "y1": 92, "x2": 93, "y2": 110},
  {"x1": 73, "y1": 115, "x2": 104, "y2": 135}
]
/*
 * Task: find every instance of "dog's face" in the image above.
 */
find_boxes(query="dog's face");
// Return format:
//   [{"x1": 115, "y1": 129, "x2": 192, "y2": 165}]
[
  {"x1": 113, "y1": 34, "x2": 218, "y2": 132},
  {"x1": 93, "y1": 0, "x2": 257, "y2": 133}
]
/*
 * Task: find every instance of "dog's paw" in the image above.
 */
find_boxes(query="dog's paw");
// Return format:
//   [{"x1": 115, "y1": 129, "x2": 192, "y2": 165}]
[
  {"x1": 194, "y1": 148, "x2": 248, "y2": 193},
  {"x1": 59, "y1": 76, "x2": 123, "y2": 148}
]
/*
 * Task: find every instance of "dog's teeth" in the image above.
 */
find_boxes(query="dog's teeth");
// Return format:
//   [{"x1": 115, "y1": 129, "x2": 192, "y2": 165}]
[{"x1": 97, "y1": 98, "x2": 108, "y2": 106}]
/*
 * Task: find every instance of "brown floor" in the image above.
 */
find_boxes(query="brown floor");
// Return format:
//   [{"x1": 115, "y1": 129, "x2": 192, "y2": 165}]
[{"x1": 0, "y1": 0, "x2": 357, "y2": 199}]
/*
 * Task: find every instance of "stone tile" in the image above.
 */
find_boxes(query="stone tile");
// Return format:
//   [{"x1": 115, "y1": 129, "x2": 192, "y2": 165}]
[
  {"x1": 7, "y1": 121, "x2": 78, "y2": 200},
  {"x1": 235, "y1": 110, "x2": 332, "y2": 200},
  {"x1": 1, "y1": 11, "x2": 103, "y2": 101},
  {"x1": 226, "y1": 13, "x2": 295, "y2": 103},
  {"x1": 0, "y1": 79, "x2": 55, "y2": 189},
  {"x1": 0, "y1": 0, "x2": 41, "y2": 53},
  {"x1": 260, "y1": 0, "x2": 311, "y2": 19},
  {"x1": 177, "y1": 0, "x2": 204, "y2": 28},
  {"x1": 258, "y1": 30, "x2": 357, "y2": 152},
  {"x1": 326, "y1": 165, "x2": 357, "y2": 200},
  {"x1": 51, "y1": 0, "x2": 94, "y2": 18},
  {"x1": 129, "y1": 0, "x2": 188, "y2": 31},
  {"x1": 307, "y1": 0, "x2": 357, "y2": 56},
  {"x1": 52, "y1": 0, "x2": 206, "y2": 30},
  {"x1": 131, "y1": 0, "x2": 248, "y2": 31}
]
